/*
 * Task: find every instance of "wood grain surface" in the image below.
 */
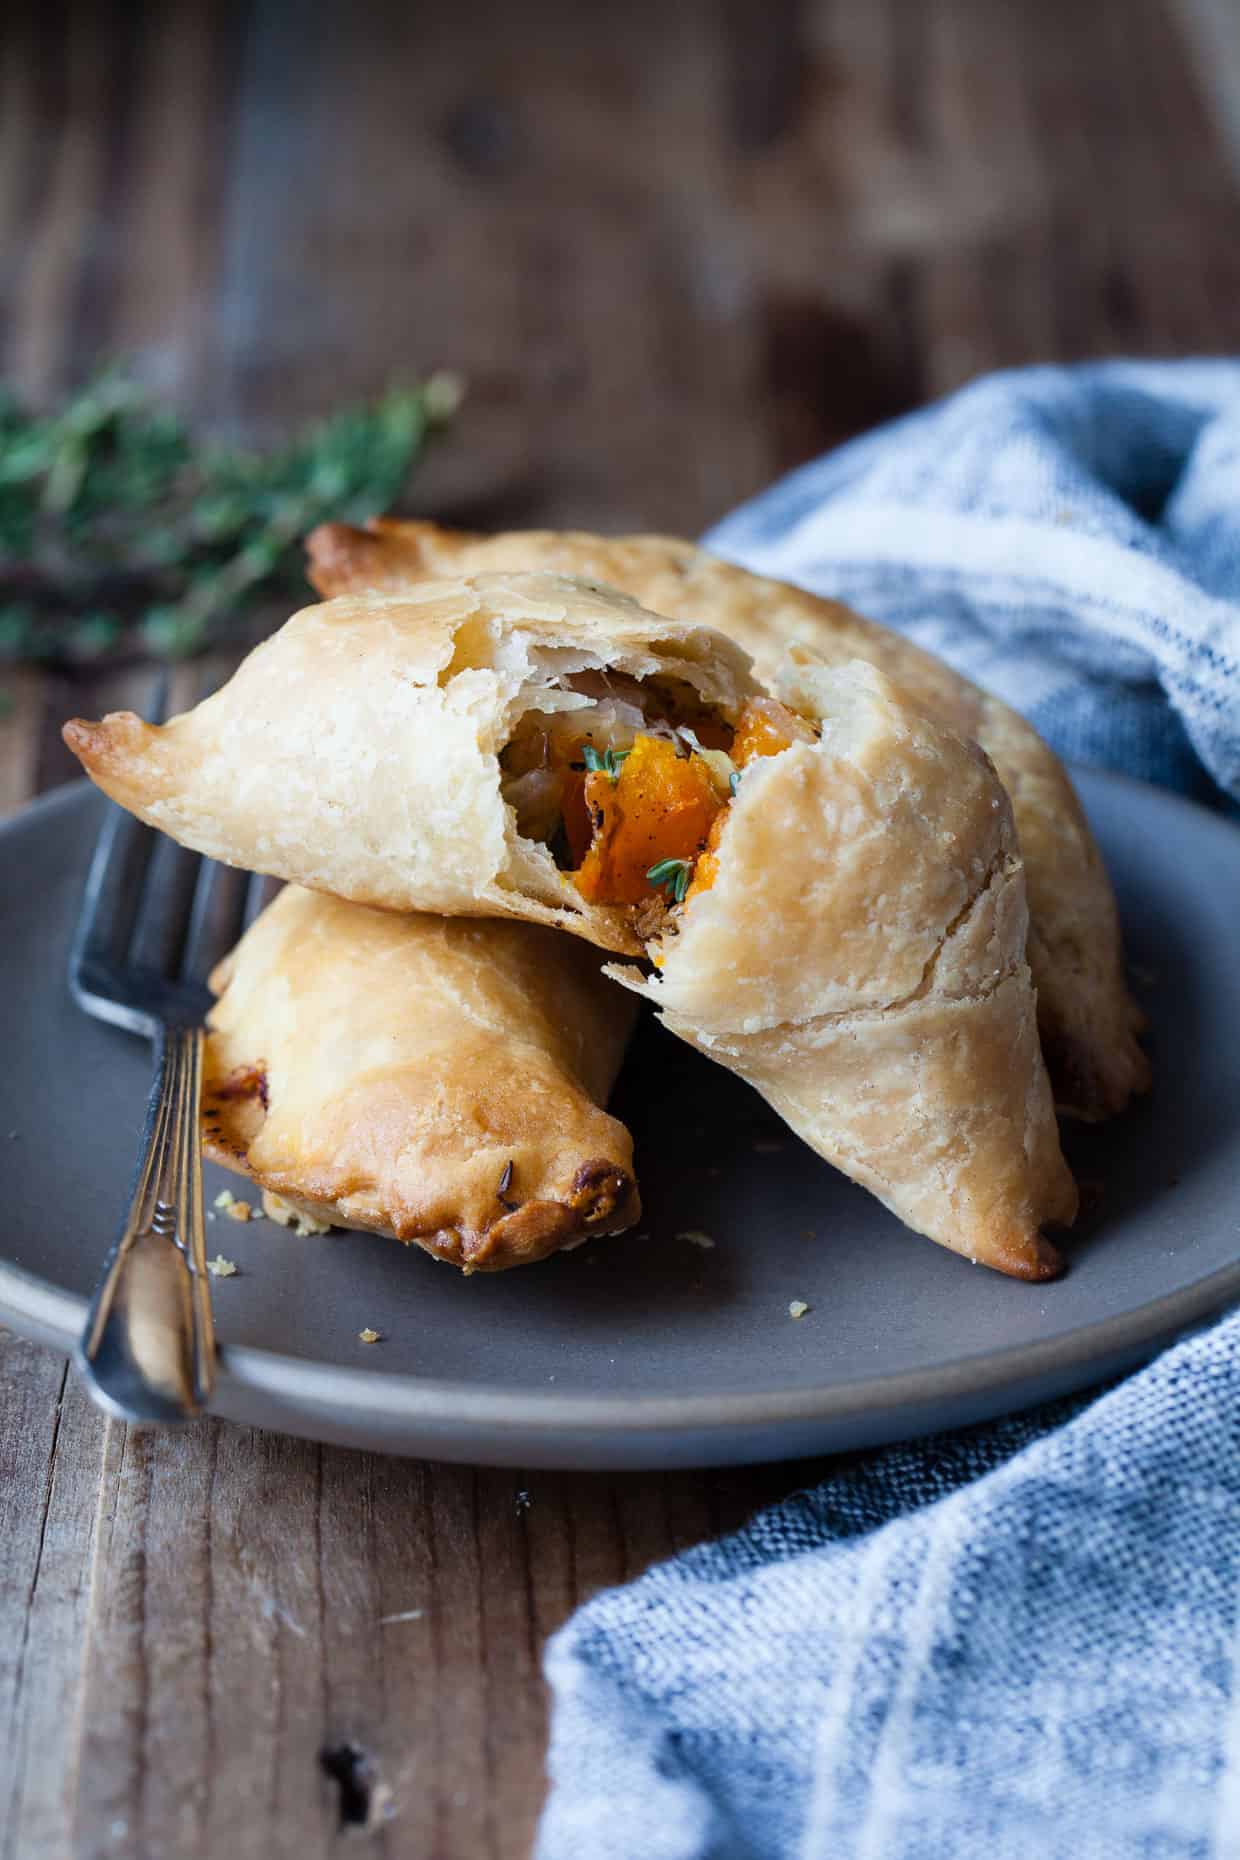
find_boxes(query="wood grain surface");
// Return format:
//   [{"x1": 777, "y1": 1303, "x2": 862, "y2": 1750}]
[{"x1": 1, "y1": 1, "x2": 1238, "y2": 1854}]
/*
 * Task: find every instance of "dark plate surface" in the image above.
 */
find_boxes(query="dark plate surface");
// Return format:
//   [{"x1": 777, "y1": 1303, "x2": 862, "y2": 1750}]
[{"x1": 1, "y1": 776, "x2": 1238, "y2": 1467}]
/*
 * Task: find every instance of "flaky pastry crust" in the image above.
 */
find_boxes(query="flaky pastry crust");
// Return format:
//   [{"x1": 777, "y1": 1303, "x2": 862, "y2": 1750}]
[
  {"x1": 63, "y1": 571, "x2": 757, "y2": 956},
  {"x1": 609, "y1": 657, "x2": 1078, "y2": 1280},
  {"x1": 203, "y1": 886, "x2": 639, "y2": 1269},
  {"x1": 307, "y1": 519, "x2": 1149, "y2": 1121},
  {"x1": 66, "y1": 569, "x2": 1073, "y2": 1276}
]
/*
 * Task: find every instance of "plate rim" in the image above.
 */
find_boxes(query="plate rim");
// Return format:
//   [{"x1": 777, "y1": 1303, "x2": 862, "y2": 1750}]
[
  {"x1": 1, "y1": 1247, "x2": 1238, "y2": 1437},
  {"x1": 4, "y1": 771, "x2": 1239, "y2": 1454}
]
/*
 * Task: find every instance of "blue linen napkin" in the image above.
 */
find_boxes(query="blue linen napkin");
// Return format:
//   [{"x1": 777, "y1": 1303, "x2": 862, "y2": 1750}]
[{"x1": 537, "y1": 363, "x2": 1240, "y2": 1860}]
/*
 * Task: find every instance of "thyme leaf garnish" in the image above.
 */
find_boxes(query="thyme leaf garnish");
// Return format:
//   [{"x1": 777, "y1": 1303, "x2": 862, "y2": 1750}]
[
  {"x1": 646, "y1": 856, "x2": 693, "y2": 904},
  {"x1": 0, "y1": 365, "x2": 460, "y2": 669},
  {"x1": 582, "y1": 744, "x2": 629, "y2": 781}
]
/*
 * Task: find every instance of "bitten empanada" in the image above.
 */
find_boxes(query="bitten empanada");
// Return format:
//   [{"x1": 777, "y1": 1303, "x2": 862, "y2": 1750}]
[
  {"x1": 66, "y1": 573, "x2": 1074, "y2": 1276},
  {"x1": 605, "y1": 653, "x2": 1078, "y2": 1280},
  {"x1": 306, "y1": 520, "x2": 1148, "y2": 1123},
  {"x1": 203, "y1": 885, "x2": 639, "y2": 1269},
  {"x1": 65, "y1": 573, "x2": 758, "y2": 952}
]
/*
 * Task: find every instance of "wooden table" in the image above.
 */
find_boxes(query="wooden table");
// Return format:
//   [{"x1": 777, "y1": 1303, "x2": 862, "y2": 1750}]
[{"x1": 2, "y1": 3, "x2": 1238, "y2": 1853}]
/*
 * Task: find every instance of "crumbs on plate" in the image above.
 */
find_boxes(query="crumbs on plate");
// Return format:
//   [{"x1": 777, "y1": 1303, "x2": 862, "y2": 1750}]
[
  {"x1": 262, "y1": 1189, "x2": 332, "y2": 1236},
  {"x1": 788, "y1": 1299, "x2": 811, "y2": 1319},
  {"x1": 207, "y1": 1255, "x2": 238, "y2": 1278},
  {"x1": 677, "y1": 1230, "x2": 716, "y2": 1250},
  {"x1": 359, "y1": 1328, "x2": 382, "y2": 1344}
]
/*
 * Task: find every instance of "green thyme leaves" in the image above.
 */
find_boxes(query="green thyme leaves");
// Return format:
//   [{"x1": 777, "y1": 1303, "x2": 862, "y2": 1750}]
[
  {"x1": 0, "y1": 366, "x2": 461, "y2": 667},
  {"x1": 646, "y1": 857, "x2": 693, "y2": 904},
  {"x1": 582, "y1": 744, "x2": 630, "y2": 781}
]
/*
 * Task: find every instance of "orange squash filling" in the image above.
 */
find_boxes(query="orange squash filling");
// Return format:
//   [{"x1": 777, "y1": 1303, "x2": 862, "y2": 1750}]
[
  {"x1": 730, "y1": 696, "x2": 818, "y2": 770},
  {"x1": 685, "y1": 699, "x2": 817, "y2": 901},
  {"x1": 574, "y1": 736, "x2": 723, "y2": 904},
  {"x1": 502, "y1": 694, "x2": 815, "y2": 915}
]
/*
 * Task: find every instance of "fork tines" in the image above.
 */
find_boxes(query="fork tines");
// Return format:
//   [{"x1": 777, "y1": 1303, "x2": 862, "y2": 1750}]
[{"x1": 70, "y1": 671, "x2": 273, "y2": 1039}]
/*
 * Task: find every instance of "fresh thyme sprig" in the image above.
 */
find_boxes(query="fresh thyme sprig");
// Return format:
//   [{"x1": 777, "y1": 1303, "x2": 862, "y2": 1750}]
[
  {"x1": 582, "y1": 744, "x2": 630, "y2": 781},
  {"x1": 646, "y1": 856, "x2": 693, "y2": 904},
  {"x1": 0, "y1": 365, "x2": 461, "y2": 665}
]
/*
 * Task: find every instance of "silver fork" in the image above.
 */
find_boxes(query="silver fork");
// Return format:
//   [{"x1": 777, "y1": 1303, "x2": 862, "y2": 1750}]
[{"x1": 69, "y1": 675, "x2": 269, "y2": 1422}]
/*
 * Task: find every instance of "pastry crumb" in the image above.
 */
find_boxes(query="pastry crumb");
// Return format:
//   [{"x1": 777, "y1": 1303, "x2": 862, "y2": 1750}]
[
  {"x1": 213, "y1": 1189, "x2": 235, "y2": 1210},
  {"x1": 207, "y1": 1255, "x2": 238, "y2": 1278},
  {"x1": 225, "y1": 1199, "x2": 252, "y2": 1222},
  {"x1": 788, "y1": 1299, "x2": 811, "y2": 1319},
  {"x1": 359, "y1": 1327, "x2": 382, "y2": 1344},
  {"x1": 262, "y1": 1189, "x2": 331, "y2": 1235},
  {"x1": 677, "y1": 1230, "x2": 716, "y2": 1250}
]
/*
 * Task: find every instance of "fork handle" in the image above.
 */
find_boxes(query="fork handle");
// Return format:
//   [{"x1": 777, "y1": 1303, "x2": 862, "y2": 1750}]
[{"x1": 76, "y1": 1025, "x2": 216, "y2": 1422}]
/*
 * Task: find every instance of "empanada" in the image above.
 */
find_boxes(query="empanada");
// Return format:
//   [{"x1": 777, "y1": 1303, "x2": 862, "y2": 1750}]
[
  {"x1": 605, "y1": 651, "x2": 1078, "y2": 1280},
  {"x1": 306, "y1": 520, "x2": 1148, "y2": 1123},
  {"x1": 65, "y1": 573, "x2": 1075, "y2": 1276},
  {"x1": 203, "y1": 885, "x2": 639, "y2": 1269},
  {"x1": 64, "y1": 574, "x2": 758, "y2": 950}
]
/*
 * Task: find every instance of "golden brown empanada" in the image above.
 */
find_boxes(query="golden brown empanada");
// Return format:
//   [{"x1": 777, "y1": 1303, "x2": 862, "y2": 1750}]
[
  {"x1": 306, "y1": 520, "x2": 1148, "y2": 1123},
  {"x1": 66, "y1": 574, "x2": 1074, "y2": 1276},
  {"x1": 203, "y1": 885, "x2": 640, "y2": 1270},
  {"x1": 65, "y1": 574, "x2": 757, "y2": 951},
  {"x1": 605, "y1": 653, "x2": 1077, "y2": 1280}
]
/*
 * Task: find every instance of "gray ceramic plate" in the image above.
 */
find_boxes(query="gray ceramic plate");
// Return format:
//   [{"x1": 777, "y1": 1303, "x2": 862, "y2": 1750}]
[{"x1": 1, "y1": 776, "x2": 1238, "y2": 1468}]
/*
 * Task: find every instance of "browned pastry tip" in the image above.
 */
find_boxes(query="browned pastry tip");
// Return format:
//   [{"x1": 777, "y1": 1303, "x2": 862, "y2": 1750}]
[
  {"x1": 454, "y1": 1162, "x2": 642, "y2": 1271},
  {"x1": 306, "y1": 517, "x2": 477, "y2": 596},
  {"x1": 63, "y1": 713, "x2": 164, "y2": 806},
  {"x1": 979, "y1": 1228, "x2": 1067, "y2": 1283}
]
